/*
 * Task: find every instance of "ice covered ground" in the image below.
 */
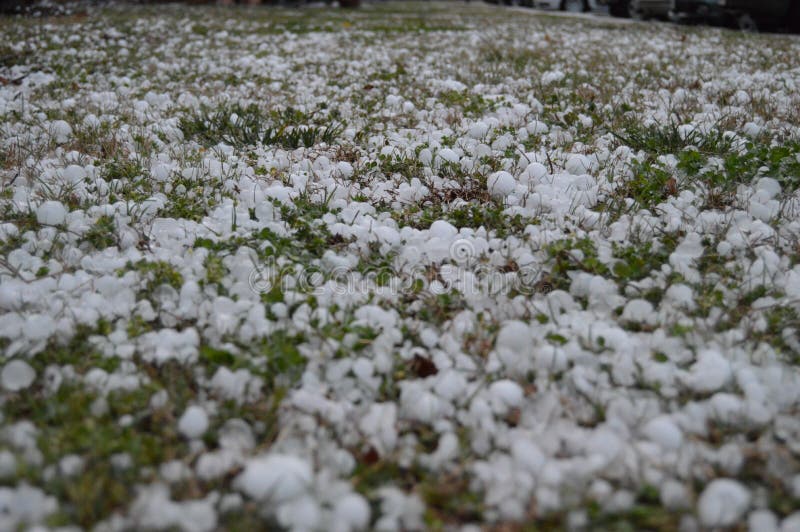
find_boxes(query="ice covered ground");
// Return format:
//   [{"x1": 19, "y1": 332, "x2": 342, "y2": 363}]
[{"x1": 1, "y1": 2, "x2": 800, "y2": 529}]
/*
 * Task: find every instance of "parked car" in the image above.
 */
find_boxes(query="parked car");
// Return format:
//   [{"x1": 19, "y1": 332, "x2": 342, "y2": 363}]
[
  {"x1": 671, "y1": 0, "x2": 800, "y2": 31},
  {"x1": 604, "y1": 0, "x2": 672, "y2": 18},
  {"x1": 532, "y1": 0, "x2": 599, "y2": 12}
]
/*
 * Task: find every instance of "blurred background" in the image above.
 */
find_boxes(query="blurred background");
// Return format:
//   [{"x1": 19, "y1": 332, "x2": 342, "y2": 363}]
[{"x1": 1, "y1": 0, "x2": 798, "y2": 34}]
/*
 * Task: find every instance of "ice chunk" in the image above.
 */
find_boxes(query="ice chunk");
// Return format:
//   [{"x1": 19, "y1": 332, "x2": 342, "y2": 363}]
[
  {"x1": 641, "y1": 415, "x2": 683, "y2": 449},
  {"x1": 130, "y1": 483, "x2": 217, "y2": 532},
  {"x1": 178, "y1": 405, "x2": 209, "y2": 439},
  {"x1": 698, "y1": 478, "x2": 750, "y2": 527},
  {"x1": 489, "y1": 380, "x2": 524, "y2": 413},
  {"x1": 487, "y1": 171, "x2": 516, "y2": 199},
  {"x1": 36, "y1": 201, "x2": 67, "y2": 226},
  {"x1": 1, "y1": 360, "x2": 35, "y2": 391},
  {"x1": 235, "y1": 454, "x2": 312, "y2": 503},
  {"x1": 332, "y1": 493, "x2": 371, "y2": 531},
  {"x1": 748, "y1": 509, "x2": 778, "y2": 532},
  {"x1": 51, "y1": 120, "x2": 72, "y2": 143},
  {"x1": 683, "y1": 350, "x2": 732, "y2": 393},
  {"x1": 496, "y1": 321, "x2": 532, "y2": 353}
]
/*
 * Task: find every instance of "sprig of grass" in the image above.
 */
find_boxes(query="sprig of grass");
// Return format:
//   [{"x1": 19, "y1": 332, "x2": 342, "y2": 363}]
[{"x1": 179, "y1": 103, "x2": 345, "y2": 150}]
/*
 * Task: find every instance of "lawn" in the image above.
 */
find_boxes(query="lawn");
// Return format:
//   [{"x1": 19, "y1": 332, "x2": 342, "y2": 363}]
[{"x1": 1, "y1": 2, "x2": 800, "y2": 529}]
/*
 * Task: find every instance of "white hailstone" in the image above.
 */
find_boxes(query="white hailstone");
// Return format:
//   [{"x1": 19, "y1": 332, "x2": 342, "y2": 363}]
[
  {"x1": 428, "y1": 220, "x2": 458, "y2": 240},
  {"x1": 385, "y1": 94, "x2": 402, "y2": 107},
  {"x1": 606, "y1": 489, "x2": 635, "y2": 513},
  {"x1": 336, "y1": 161, "x2": 354, "y2": 178},
  {"x1": 160, "y1": 460, "x2": 191, "y2": 483},
  {"x1": 496, "y1": 321, "x2": 532, "y2": 353},
  {"x1": 90, "y1": 397, "x2": 109, "y2": 417},
  {"x1": 36, "y1": 201, "x2": 67, "y2": 226},
  {"x1": 709, "y1": 393, "x2": 743, "y2": 425},
  {"x1": 150, "y1": 389, "x2": 169, "y2": 409},
  {"x1": 0, "y1": 450, "x2": 16, "y2": 479},
  {"x1": 254, "y1": 201, "x2": 275, "y2": 224},
  {"x1": 332, "y1": 493, "x2": 371, "y2": 531},
  {"x1": 670, "y1": 232, "x2": 705, "y2": 278},
  {"x1": 178, "y1": 405, "x2": 209, "y2": 439},
  {"x1": 354, "y1": 305, "x2": 396, "y2": 330},
  {"x1": 664, "y1": 284, "x2": 696, "y2": 309},
  {"x1": 564, "y1": 154, "x2": 591, "y2": 175},
  {"x1": 742, "y1": 122, "x2": 762, "y2": 137},
  {"x1": 23, "y1": 314, "x2": 56, "y2": 342},
  {"x1": 677, "y1": 124, "x2": 695, "y2": 141},
  {"x1": 684, "y1": 350, "x2": 732, "y2": 393},
  {"x1": 541, "y1": 70, "x2": 565, "y2": 85},
  {"x1": 130, "y1": 483, "x2": 217, "y2": 532},
  {"x1": 621, "y1": 299, "x2": 656, "y2": 325},
  {"x1": 419, "y1": 329, "x2": 438, "y2": 348},
  {"x1": 51, "y1": 120, "x2": 72, "y2": 143},
  {"x1": 235, "y1": 454, "x2": 312, "y2": 503},
  {"x1": 402, "y1": 389, "x2": 441, "y2": 424},
  {"x1": 312, "y1": 156, "x2": 331, "y2": 172},
  {"x1": 527, "y1": 120, "x2": 549, "y2": 135},
  {"x1": 523, "y1": 162, "x2": 548, "y2": 183},
  {"x1": 110, "y1": 453, "x2": 133, "y2": 471},
  {"x1": 660, "y1": 479, "x2": 690, "y2": 510},
  {"x1": 0, "y1": 484, "x2": 58, "y2": 525},
  {"x1": 489, "y1": 380, "x2": 524, "y2": 413},
  {"x1": 487, "y1": 171, "x2": 516, "y2": 199},
  {"x1": 219, "y1": 493, "x2": 243, "y2": 513},
  {"x1": 59, "y1": 454, "x2": 84, "y2": 477},
  {"x1": 748, "y1": 510, "x2": 778, "y2": 532},
  {"x1": 373, "y1": 226, "x2": 400, "y2": 248},
  {"x1": 641, "y1": 416, "x2": 683, "y2": 449},
  {"x1": 218, "y1": 419, "x2": 255, "y2": 452},
  {"x1": 510, "y1": 439, "x2": 545, "y2": 473},
  {"x1": 426, "y1": 432, "x2": 459, "y2": 467},
  {"x1": 1, "y1": 360, "x2": 35, "y2": 391},
  {"x1": 468, "y1": 121, "x2": 489, "y2": 139},
  {"x1": 698, "y1": 479, "x2": 750, "y2": 528},
  {"x1": 733, "y1": 90, "x2": 750, "y2": 104},
  {"x1": 418, "y1": 148, "x2": 433, "y2": 166},
  {"x1": 436, "y1": 148, "x2": 459, "y2": 166},
  {"x1": 277, "y1": 495, "x2": 321, "y2": 530},
  {"x1": 782, "y1": 512, "x2": 800, "y2": 531},
  {"x1": 151, "y1": 163, "x2": 171, "y2": 182},
  {"x1": 433, "y1": 370, "x2": 467, "y2": 401},
  {"x1": 62, "y1": 164, "x2": 87, "y2": 184},
  {"x1": 83, "y1": 113, "x2": 101, "y2": 128},
  {"x1": 755, "y1": 177, "x2": 781, "y2": 200},
  {"x1": 358, "y1": 403, "x2": 397, "y2": 455}
]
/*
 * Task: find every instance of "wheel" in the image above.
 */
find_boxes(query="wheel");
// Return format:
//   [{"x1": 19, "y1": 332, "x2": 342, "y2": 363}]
[
  {"x1": 736, "y1": 12, "x2": 758, "y2": 31},
  {"x1": 560, "y1": 0, "x2": 587, "y2": 11},
  {"x1": 627, "y1": 0, "x2": 648, "y2": 19},
  {"x1": 609, "y1": 0, "x2": 631, "y2": 16},
  {"x1": 789, "y1": 2, "x2": 800, "y2": 32}
]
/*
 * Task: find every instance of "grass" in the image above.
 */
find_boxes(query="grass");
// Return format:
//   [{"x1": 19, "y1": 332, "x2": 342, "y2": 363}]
[
  {"x1": 2, "y1": 1, "x2": 800, "y2": 529},
  {"x1": 605, "y1": 121, "x2": 800, "y2": 216},
  {"x1": 179, "y1": 102, "x2": 345, "y2": 150},
  {"x1": 392, "y1": 202, "x2": 531, "y2": 237}
]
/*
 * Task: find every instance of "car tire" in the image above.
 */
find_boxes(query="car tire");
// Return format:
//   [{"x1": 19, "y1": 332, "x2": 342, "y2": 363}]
[
  {"x1": 736, "y1": 12, "x2": 758, "y2": 32},
  {"x1": 560, "y1": 0, "x2": 588, "y2": 11},
  {"x1": 789, "y1": 2, "x2": 800, "y2": 32},
  {"x1": 609, "y1": 0, "x2": 631, "y2": 16},
  {"x1": 627, "y1": 0, "x2": 647, "y2": 19}
]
